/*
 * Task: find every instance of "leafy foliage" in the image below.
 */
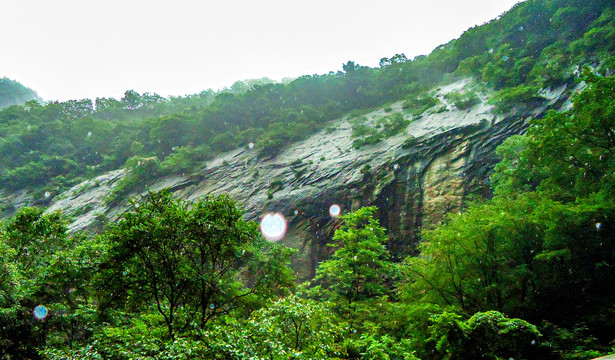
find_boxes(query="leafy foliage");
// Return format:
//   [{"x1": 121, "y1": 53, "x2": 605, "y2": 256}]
[
  {"x1": 401, "y1": 71, "x2": 615, "y2": 358},
  {"x1": 99, "y1": 191, "x2": 295, "y2": 339},
  {"x1": 443, "y1": 91, "x2": 480, "y2": 110},
  {"x1": 312, "y1": 207, "x2": 397, "y2": 305},
  {"x1": 4, "y1": 1, "x2": 615, "y2": 358},
  {"x1": 351, "y1": 113, "x2": 411, "y2": 148}
]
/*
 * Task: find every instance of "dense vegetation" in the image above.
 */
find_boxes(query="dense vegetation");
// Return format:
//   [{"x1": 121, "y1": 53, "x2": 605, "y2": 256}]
[
  {"x1": 2, "y1": 0, "x2": 615, "y2": 358},
  {"x1": 3, "y1": 0, "x2": 614, "y2": 204},
  {"x1": 1, "y1": 70, "x2": 614, "y2": 359},
  {"x1": 0, "y1": 77, "x2": 41, "y2": 109}
]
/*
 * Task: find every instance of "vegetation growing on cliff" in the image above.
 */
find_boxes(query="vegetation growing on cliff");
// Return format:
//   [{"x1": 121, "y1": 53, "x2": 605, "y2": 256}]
[
  {"x1": 2, "y1": 0, "x2": 614, "y2": 201},
  {"x1": 1, "y1": 70, "x2": 614, "y2": 358},
  {"x1": 2, "y1": 0, "x2": 615, "y2": 358}
]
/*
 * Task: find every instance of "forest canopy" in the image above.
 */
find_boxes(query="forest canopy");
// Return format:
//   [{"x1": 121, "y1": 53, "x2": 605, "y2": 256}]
[
  {"x1": 1, "y1": 0, "x2": 615, "y2": 358},
  {"x1": 2, "y1": 0, "x2": 614, "y2": 201},
  {"x1": 1, "y1": 71, "x2": 614, "y2": 358}
]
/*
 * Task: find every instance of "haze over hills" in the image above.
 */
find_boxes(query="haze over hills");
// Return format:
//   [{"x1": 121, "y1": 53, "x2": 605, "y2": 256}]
[
  {"x1": 0, "y1": 77, "x2": 41, "y2": 108},
  {"x1": 1, "y1": 0, "x2": 615, "y2": 358},
  {"x1": 0, "y1": 1, "x2": 524, "y2": 102}
]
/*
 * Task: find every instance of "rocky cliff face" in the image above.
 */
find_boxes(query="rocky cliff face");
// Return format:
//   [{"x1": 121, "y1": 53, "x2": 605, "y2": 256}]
[{"x1": 1, "y1": 78, "x2": 571, "y2": 278}]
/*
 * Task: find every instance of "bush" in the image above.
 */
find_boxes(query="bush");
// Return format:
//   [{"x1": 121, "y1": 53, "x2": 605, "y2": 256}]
[
  {"x1": 403, "y1": 93, "x2": 441, "y2": 116},
  {"x1": 351, "y1": 113, "x2": 410, "y2": 148},
  {"x1": 267, "y1": 178, "x2": 284, "y2": 199},
  {"x1": 444, "y1": 91, "x2": 480, "y2": 110},
  {"x1": 490, "y1": 85, "x2": 544, "y2": 113}
]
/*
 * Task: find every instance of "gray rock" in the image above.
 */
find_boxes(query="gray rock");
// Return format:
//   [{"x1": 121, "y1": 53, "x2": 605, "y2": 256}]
[{"x1": 2, "y1": 78, "x2": 572, "y2": 278}]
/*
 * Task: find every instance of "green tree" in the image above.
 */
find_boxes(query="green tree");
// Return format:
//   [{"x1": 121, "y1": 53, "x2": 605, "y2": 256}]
[
  {"x1": 239, "y1": 295, "x2": 345, "y2": 359},
  {"x1": 313, "y1": 207, "x2": 397, "y2": 305},
  {"x1": 427, "y1": 310, "x2": 546, "y2": 360},
  {"x1": 98, "y1": 190, "x2": 295, "y2": 340},
  {"x1": 493, "y1": 70, "x2": 615, "y2": 199},
  {"x1": 401, "y1": 195, "x2": 545, "y2": 315},
  {"x1": 0, "y1": 208, "x2": 76, "y2": 359}
]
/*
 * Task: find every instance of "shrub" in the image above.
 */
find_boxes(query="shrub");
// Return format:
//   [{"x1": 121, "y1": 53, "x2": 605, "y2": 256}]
[
  {"x1": 403, "y1": 94, "x2": 441, "y2": 116},
  {"x1": 444, "y1": 91, "x2": 480, "y2": 110},
  {"x1": 490, "y1": 85, "x2": 544, "y2": 113}
]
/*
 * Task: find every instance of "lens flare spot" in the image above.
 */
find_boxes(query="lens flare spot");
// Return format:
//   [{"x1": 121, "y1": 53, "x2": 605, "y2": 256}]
[
  {"x1": 329, "y1": 204, "x2": 341, "y2": 218},
  {"x1": 260, "y1": 213, "x2": 287, "y2": 241},
  {"x1": 33, "y1": 305, "x2": 48, "y2": 320}
]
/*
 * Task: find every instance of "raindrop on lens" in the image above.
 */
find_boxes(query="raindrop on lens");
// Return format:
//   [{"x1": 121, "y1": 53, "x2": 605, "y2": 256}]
[
  {"x1": 260, "y1": 213, "x2": 287, "y2": 241},
  {"x1": 329, "y1": 204, "x2": 341, "y2": 218},
  {"x1": 33, "y1": 305, "x2": 48, "y2": 320}
]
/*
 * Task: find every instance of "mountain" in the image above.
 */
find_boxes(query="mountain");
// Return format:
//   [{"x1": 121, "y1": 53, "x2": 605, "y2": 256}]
[
  {"x1": 1, "y1": 0, "x2": 612, "y2": 264},
  {"x1": 1, "y1": 0, "x2": 615, "y2": 358},
  {"x1": 0, "y1": 76, "x2": 573, "y2": 280},
  {"x1": 0, "y1": 77, "x2": 42, "y2": 108}
]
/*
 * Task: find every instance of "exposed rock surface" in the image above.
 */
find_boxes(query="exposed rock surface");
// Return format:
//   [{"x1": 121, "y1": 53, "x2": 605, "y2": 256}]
[
  {"x1": 1, "y1": 78, "x2": 572, "y2": 278},
  {"x1": 593, "y1": 355, "x2": 615, "y2": 360}
]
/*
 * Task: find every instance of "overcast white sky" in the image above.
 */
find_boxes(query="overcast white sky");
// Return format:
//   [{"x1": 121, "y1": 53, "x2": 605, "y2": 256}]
[{"x1": 0, "y1": 0, "x2": 523, "y2": 102}]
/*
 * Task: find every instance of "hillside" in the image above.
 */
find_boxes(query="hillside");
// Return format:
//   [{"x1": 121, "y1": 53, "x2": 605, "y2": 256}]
[
  {"x1": 1, "y1": 0, "x2": 613, "y2": 255},
  {"x1": 0, "y1": 77, "x2": 41, "y2": 108},
  {"x1": 2, "y1": 0, "x2": 613, "y2": 219},
  {"x1": 20, "y1": 77, "x2": 571, "y2": 280},
  {"x1": 1, "y1": 0, "x2": 615, "y2": 358}
]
